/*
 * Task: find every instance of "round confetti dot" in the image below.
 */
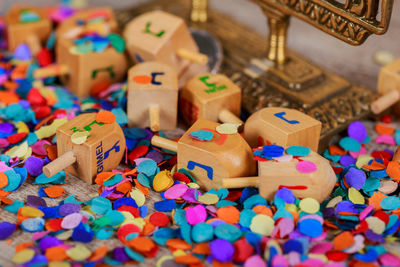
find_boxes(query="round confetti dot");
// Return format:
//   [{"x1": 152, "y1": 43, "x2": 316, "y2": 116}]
[
  {"x1": 12, "y1": 249, "x2": 35, "y2": 264},
  {"x1": 152, "y1": 170, "x2": 174, "y2": 192},
  {"x1": 214, "y1": 223, "x2": 242, "y2": 242},
  {"x1": 216, "y1": 206, "x2": 240, "y2": 224},
  {"x1": 250, "y1": 214, "x2": 274, "y2": 236},
  {"x1": 347, "y1": 121, "x2": 367, "y2": 142},
  {"x1": 186, "y1": 205, "x2": 207, "y2": 225},
  {"x1": 0, "y1": 221, "x2": 16, "y2": 240},
  {"x1": 189, "y1": 130, "x2": 213, "y2": 141},
  {"x1": 286, "y1": 146, "x2": 310, "y2": 157},
  {"x1": 164, "y1": 184, "x2": 188, "y2": 199},
  {"x1": 339, "y1": 137, "x2": 361, "y2": 152},
  {"x1": 344, "y1": 167, "x2": 366, "y2": 189},
  {"x1": 210, "y1": 239, "x2": 234, "y2": 263},
  {"x1": 296, "y1": 160, "x2": 317, "y2": 173},
  {"x1": 191, "y1": 222, "x2": 213, "y2": 243},
  {"x1": 263, "y1": 145, "x2": 284, "y2": 157},
  {"x1": 299, "y1": 198, "x2": 320, "y2": 214},
  {"x1": 216, "y1": 123, "x2": 240, "y2": 134},
  {"x1": 61, "y1": 213, "x2": 83, "y2": 229},
  {"x1": 149, "y1": 212, "x2": 170, "y2": 227},
  {"x1": 298, "y1": 218, "x2": 322, "y2": 238}
]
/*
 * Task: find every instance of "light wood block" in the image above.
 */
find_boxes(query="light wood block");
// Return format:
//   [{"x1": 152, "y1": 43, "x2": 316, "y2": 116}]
[
  {"x1": 180, "y1": 74, "x2": 242, "y2": 125},
  {"x1": 5, "y1": 5, "x2": 52, "y2": 53},
  {"x1": 123, "y1": 10, "x2": 199, "y2": 76},
  {"x1": 54, "y1": 8, "x2": 128, "y2": 97},
  {"x1": 371, "y1": 58, "x2": 400, "y2": 114},
  {"x1": 151, "y1": 119, "x2": 256, "y2": 190},
  {"x1": 244, "y1": 107, "x2": 321, "y2": 151},
  {"x1": 221, "y1": 151, "x2": 336, "y2": 202},
  {"x1": 127, "y1": 61, "x2": 178, "y2": 131},
  {"x1": 43, "y1": 113, "x2": 126, "y2": 184}
]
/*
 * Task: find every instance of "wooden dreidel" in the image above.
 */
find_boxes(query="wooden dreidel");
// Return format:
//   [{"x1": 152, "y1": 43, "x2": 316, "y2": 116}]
[
  {"x1": 220, "y1": 150, "x2": 336, "y2": 203},
  {"x1": 244, "y1": 107, "x2": 322, "y2": 151},
  {"x1": 127, "y1": 61, "x2": 178, "y2": 131},
  {"x1": 151, "y1": 119, "x2": 256, "y2": 190},
  {"x1": 180, "y1": 74, "x2": 243, "y2": 125},
  {"x1": 33, "y1": 8, "x2": 128, "y2": 97},
  {"x1": 5, "y1": 5, "x2": 52, "y2": 55},
  {"x1": 123, "y1": 11, "x2": 208, "y2": 79},
  {"x1": 371, "y1": 58, "x2": 400, "y2": 114},
  {"x1": 43, "y1": 113, "x2": 126, "y2": 183}
]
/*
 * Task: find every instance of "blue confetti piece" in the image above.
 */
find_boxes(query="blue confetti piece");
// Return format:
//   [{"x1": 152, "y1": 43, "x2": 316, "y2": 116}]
[
  {"x1": 4, "y1": 200, "x2": 24, "y2": 213},
  {"x1": 21, "y1": 217, "x2": 45, "y2": 232},
  {"x1": 72, "y1": 223, "x2": 93, "y2": 243},
  {"x1": 214, "y1": 223, "x2": 242, "y2": 242},
  {"x1": 339, "y1": 137, "x2": 361, "y2": 152},
  {"x1": 112, "y1": 108, "x2": 129, "y2": 126},
  {"x1": 298, "y1": 219, "x2": 322, "y2": 238},
  {"x1": 189, "y1": 130, "x2": 213, "y2": 141},
  {"x1": 1, "y1": 170, "x2": 22, "y2": 191},
  {"x1": 137, "y1": 160, "x2": 157, "y2": 177},
  {"x1": 153, "y1": 227, "x2": 177, "y2": 246},
  {"x1": 154, "y1": 199, "x2": 176, "y2": 212},
  {"x1": 243, "y1": 194, "x2": 267, "y2": 209},
  {"x1": 239, "y1": 209, "x2": 257, "y2": 228},
  {"x1": 103, "y1": 174, "x2": 123, "y2": 187},
  {"x1": 263, "y1": 144, "x2": 285, "y2": 157},
  {"x1": 283, "y1": 239, "x2": 304, "y2": 254},
  {"x1": 113, "y1": 197, "x2": 138, "y2": 210},
  {"x1": 192, "y1": 222, "x2": 214, "y2": 243},
  {"x1": 286, "y1": 146, "x2": 310, "y2": 157},
  {"x1": 124, "y1": 247, "x2": 144, "y2": 262},
  {"x1": 90, "y1": 196, "x2": 112, "y2": 215},
  {"x1": 355, "y1": 247, "x2": 378, "y2": 262},
  {"x1": 381, "y1": 196, "x2": 400, "y2": 210}
]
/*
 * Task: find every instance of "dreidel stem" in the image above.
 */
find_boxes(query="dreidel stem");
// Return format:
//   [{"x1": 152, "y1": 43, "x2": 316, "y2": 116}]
[
  {"x1": 218, "y1": 109, "x2": 243, "y2": 125},
  {"x1": 43, "y1": 151, "x2": 76, "y2": 177},
  {"x1": 34, "y1": 64, "x2": 70, "y2": 79},
  {"x1": 149, "y1": 105, "x2": 160, "y2": 132},
  {"x1": 221, "y1": 176, "x2": 259, "y2": 188},
  {"x1": 151, "y1": 135, "x2": 178, "y2": 153},
  {"x1": 371, "y1": 89, "x2": 400, "y2": 114},
  {"x1": 176, "y1": 48, "x2": 208, "y2": 65}
]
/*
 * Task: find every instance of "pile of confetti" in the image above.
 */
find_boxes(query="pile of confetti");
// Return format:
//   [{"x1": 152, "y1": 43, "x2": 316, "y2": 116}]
[{"x1": 0, "y1": 6, "x2": 400, "y2": 267}]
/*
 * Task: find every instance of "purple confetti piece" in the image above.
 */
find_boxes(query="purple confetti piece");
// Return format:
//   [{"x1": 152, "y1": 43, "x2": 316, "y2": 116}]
[
  {"x1": 344, "y1": 167, "x2": 366, "y2": 189},
  {"x1": 59, "y1": 203, "x2": 81, "y2": 216},
  {"x1": 0, "y1": 221, "x2": 16, "y2": 240},
  {"x1": 0, "y1": 122, "x2": 14, "y2": 133},
  {"x1": 39, "y1": 236, "x2": 62, "y2": 251},
  {"x1": 340, "y1": 155, "x2": 356, "y2": 167},
  {"x1": 348, "y1": 121, "x2": 367, "y2": 142},
  {"x1": 25, "y1": 156, "x2": 43, "y2": 176},
  {"x1": 145, "y1": 150, "x2": 163, "y2": 164},
  {"x1": 113, "y1": 247, "x2": 130, "y2": 262},
  {"x1": 210, "y1": 239, "x2": 234, "y2": 263},
  {"x1": 27, "y1": 195, "x2": 47, "y2": 208}
]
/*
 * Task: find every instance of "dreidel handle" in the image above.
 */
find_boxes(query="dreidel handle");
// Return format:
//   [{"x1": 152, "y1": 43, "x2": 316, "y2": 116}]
[
  {"x1": 149, "y1": 105, "x2": 160, "y2": 132},
  {"x1": 371, "y1": 89, "x2": 400, "y2": 114},
  {"x1": 176, "y1": 48, "x2": 208, "y2": 65},
  {"x1": 221, "y1": 176, "x2": 259, "y2": 188},
  {"x1": 43, "y1": 151, "x2": 77, "y2": 177},
  {"x1": 218, "y1": 109, "x2": 243, "y2": 125},
  {"x1": 34, "y1": 64, "x2": 70, "y2": 79},
  {"x1": 151, "y1": 135, "x2": 178, "y2": 153}
]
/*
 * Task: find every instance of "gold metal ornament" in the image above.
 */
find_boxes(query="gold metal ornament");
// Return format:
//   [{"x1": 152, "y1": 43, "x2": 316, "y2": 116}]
[{"x1": 191, "y1": 0, "x2": 208, "y2": 22}]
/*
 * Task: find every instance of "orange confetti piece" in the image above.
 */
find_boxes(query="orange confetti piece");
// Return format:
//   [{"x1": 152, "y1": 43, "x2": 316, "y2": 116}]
[
  {"x1": 329, "y1": 145, "x2": 347, "y2": 156},
  {"x1": 133, "y1": 75, "x2": 152, "y2": 84},
  {"x1": 89, "y1": 246, "x2": 109, "y2": 261},
  {"x1": 128, "y1": 237, "x2": 155, "y2": 253},
  {"x1": 43, "y1": 186, "x2": 65, "y2": 198},
  {"x1": 0, "y1": 172, "x2": 8, "y2": 188},
  {"x1": 0, "y1": 196, "x2": 13, "y2": 205},
  {"x1": 375, "y1": 124, "x2": 394, "y2": 135},
  {"x1": 90, "y1": 80, "x2": 111, "y2": 97},
  {"x1": 369, "y1": 192, "x2": 386, "y2": 211},
  {"x1": 141, "y1": 219, "x2": 156, "y2": 236},
  {"x1": 166, "y1": 238, "x2": 192, "y2": 250},
  {"x1": 0, "y1": 190, "x2": 11, "y2": 197},
  {"x1": 0, "y1": 91, "x2": 19, "y2": 105},
  {"x1": 46, "y1": 145, "x2": 57, "y2": 161},
  {"x1": 386, "y1": 161, "x2": 400, "y2": 182},
  {"x1": 192, "y1": 243, "x2": 210, "y2": 255},
  {"x1": 333, "y1": 231, "x2": 354, "y2": 251},
  {"x1": 216, "y1": 206, "x2": 240, "y2": 224},
  {"x1": 174, "y1": 254, "x2": 201, "y2": 265},
  {"x1": 45, "y1": 246, "x2": 68, "y2": 261},
  {"x1": 15, "y1": 242, "x2": 35, "y2": 252},
  {"x1": 351, "y1": 261, "x2": 379, "y2": 267},
  {"x1": 135, "y1": 180, "x2": 149, "y2": 196},
  {"x1": 94, "y1": 172, "x2": 114, "y2": 185},
  {"x1": 252, "y1": 205, "x2": 273, "y2": 217},
  {"x1": 362, "y1": 160, "x2": 386, "y2": 170},
  {"x1": 96, "y1": 110, "x2": 116, "y2": 124},
  {"x1": 212, "y1": 260, "x2": 234, "y2": 267}
]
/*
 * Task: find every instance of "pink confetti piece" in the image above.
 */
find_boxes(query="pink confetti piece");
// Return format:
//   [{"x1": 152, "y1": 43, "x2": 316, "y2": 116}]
[
  {"x1": 61, "y1": 213, "x2": 83, "y2": 229},
  {"x1": 164, "y1": 184, "x2": 188, "y2": 200},
  {"x1": 296, "y1": 161, "x2": 317, "y2": 173},
  {"x1": 375, "y1": 135, "x2": 396, "y2": 145},
  {"x1": 186, "y1": 205, "x2": 207, "y2": 225},
  {"x1": 349, "y1": 146, "x2": 367, "y2": 158}
]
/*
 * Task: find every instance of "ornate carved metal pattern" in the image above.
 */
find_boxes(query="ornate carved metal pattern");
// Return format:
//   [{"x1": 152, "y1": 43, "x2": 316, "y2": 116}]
[{"x1": 254, "y1": 0, "x2": 394, "y2": 45}]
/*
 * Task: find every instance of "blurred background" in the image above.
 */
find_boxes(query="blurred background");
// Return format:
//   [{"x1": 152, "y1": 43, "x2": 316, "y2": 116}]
[{"x1": 1, "y1": 0, "x2": 399, "y2": 91}]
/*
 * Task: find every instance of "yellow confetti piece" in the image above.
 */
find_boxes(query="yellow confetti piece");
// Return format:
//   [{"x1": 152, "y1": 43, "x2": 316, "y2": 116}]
[
  {"x1": 299, "y1": 198, "x2": 320, "y2": 214},
  {"x1": 326, "y1": 196, "x2": 342, "y2": 208},
  {"x1": 71, "y1": 131, "x2": 90, "y2": 145},
  {"x1": 20, "y1": 206, "x2": 45, "y2": 217},
  {"x1": 187, "y1": 182, "x2": 200, "y2": 189},
  {"x1": 198, "y1": 193, "x2": 219, "y2": 205},
  {"x1": 49, "y1": 261, "x2": 71, "y2": 267},
  {"x1": 56, "y1": 229, "x2": 73, "y2": 241},
  {"x1": 12, "y1": 249, "x2": 35, "y2": 264},
  {"x1": 365, "y1": 216, "x2": 386, "y2": 234},
  {"x1": 21, "y1": 147, "x2": 32, "y2": 160},
  {"x1": 121, "y1": 211, "x2": 135, "y2": 226},
  {"x1": 157, "y1": 256, "x2": 175, "y2": 267},
  {"x1": 308, "y1": 254, "x2": 328, "y2": 263},
  {"x1": 153, "y1": 170, "x2": 174, "y2": 192},
  {"x1": 15, "y1": 121, "x2": 29, "y2": 133},
  {"x1": 356, "y1": 155, "x2": 373, "y2": 169},
  {"x1": 285, "y1": 203, "x2": 298, "y2": 213},
  {"x1": 131, "y1": 218, "x2": 146, "y2": 230},
  {"x1": 130, "y1": 188, "x2": 145, "y2": 207},
  {"x1": 35, "y1": 118, "x2": 67, "y2": 139},
  {"x1": 264, "y1": 239, "x2": 282, "y2": 259},
  {"x1": 6, "y1": 141, "x2": 28, "y2": 158},
  {"x1": 172, "y1": 249, "x2": 187, "y2": 257},
  {"x1": 66, "y1": 244, "x2": 91, "y2": 261},
  {"x1": 216, "y1": 123, "x2": 241, "y2": 134},
  {"x1": 250, "y1": 214, "x2": 274, "y2": 236},
  {"x1": 348, "y1": 187, "x2": 365, "y2": 205}
]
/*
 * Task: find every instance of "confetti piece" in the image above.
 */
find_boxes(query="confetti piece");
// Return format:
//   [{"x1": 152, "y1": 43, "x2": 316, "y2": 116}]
[
  {"x1": 153, "y1": 170, "x2": 174, "y2": 192},
  {"x1": 250, "y1": 214, "x2": 274, "y2": 236},
  {"x1": 216, "y1": 123, "x2": 241, "y2": 134},
  {"x1": 189, "y1": 130, "x2": 213, "y2": 141},
  {"x1": 43, "y1": 186, "x2": 65, "y2": 198},
  {"x1": 299, "y1": 198, "x2": 320, "y2": 214},
  {"x1": 296, "y1": 161, "x2": 317, "y2": 173},
  {"x1": 333, "y1": 231, "x2": 354, "y2": 251},
  {"x1": 286, "y1": 146, "x2": 310, "y2": 157},
  {"x1": 348, "y1": 121, "x2": 367, "y2": 142},
  {"x1": 339, "y1": 137, "x2": 361, "y2": 152},
  {"x1": 96, "y1": 110, "x2": 116, "y2": 124},
  {"x1": 216, "y1": 206, "x2": 240, "y2": 224},
  {"x1": 186, "y1": 205, "x2": 207, "y2": 225},
  {"x1": 0, "y1": 221, "x2": 16, "y2": 240},
  {"x1": 12, "y1": 249, "x2": 35, "y2": 264},
  {"x1": 71, "y1": 130, "x2": 90, "y2": 144},
  {"x1": 348, "y1": 187, "x2": 365, "y2": 205}
]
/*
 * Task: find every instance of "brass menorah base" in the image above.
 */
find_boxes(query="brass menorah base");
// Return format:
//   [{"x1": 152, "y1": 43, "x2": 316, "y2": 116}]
[{"x1": 116, "y1": 0, "x2": 374, "y2": 150}]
